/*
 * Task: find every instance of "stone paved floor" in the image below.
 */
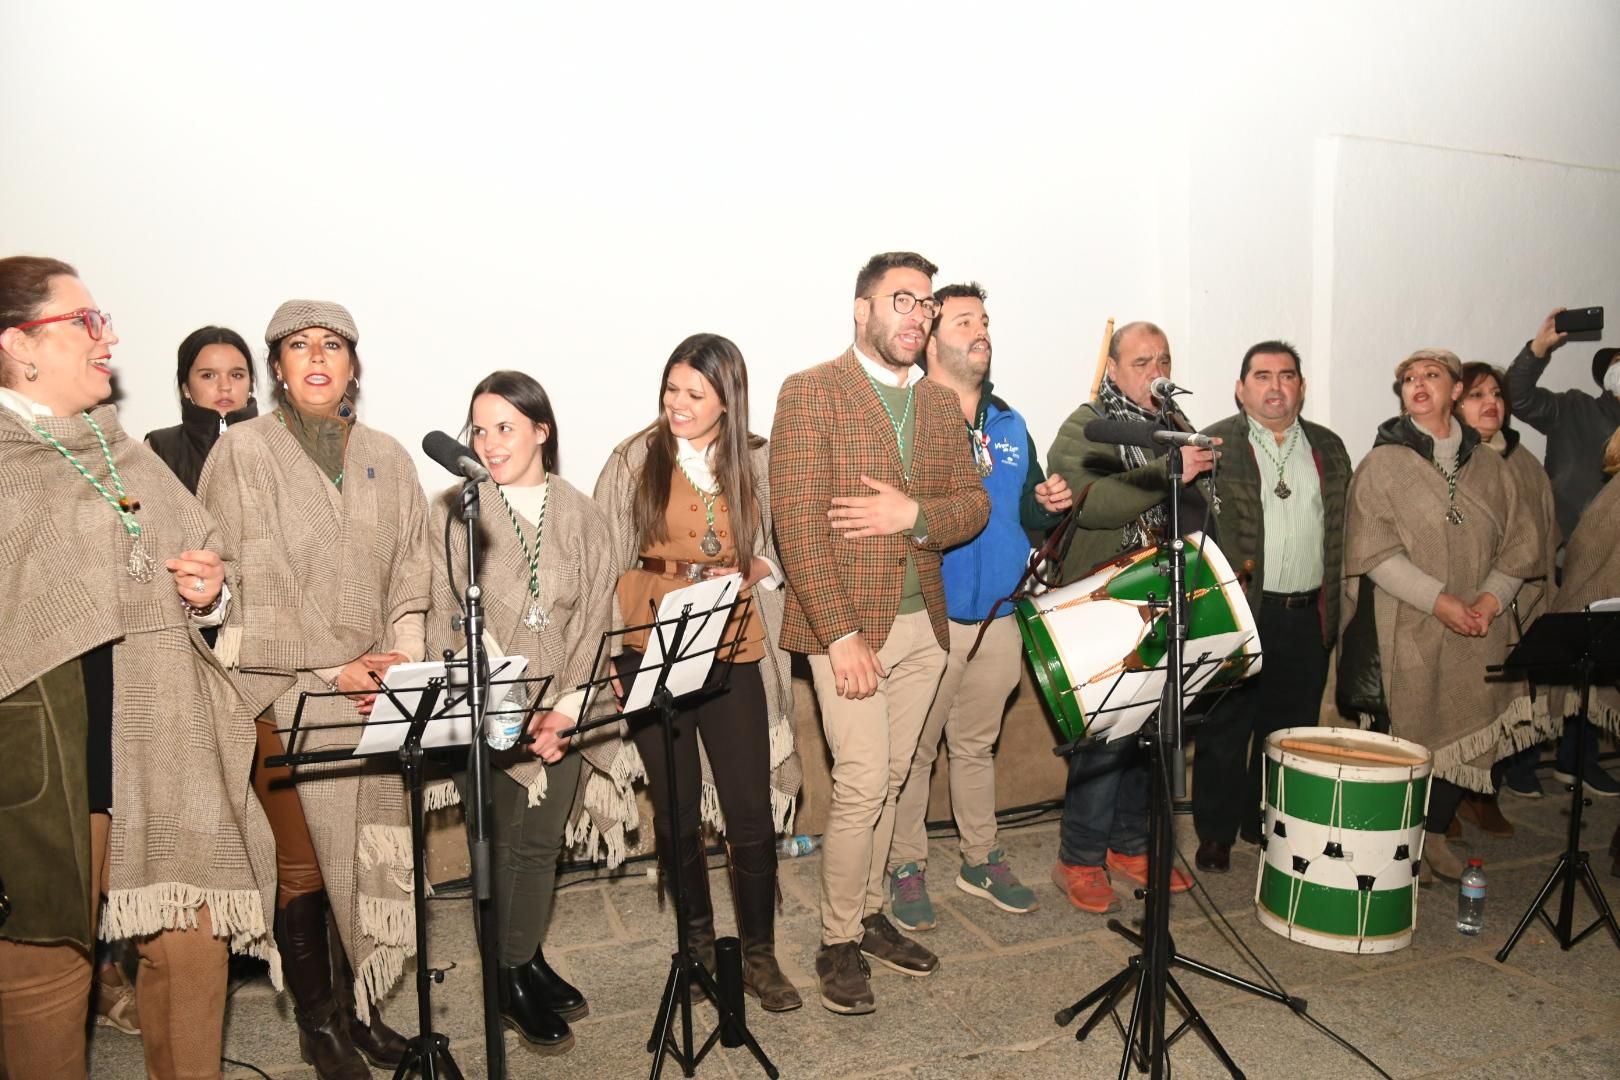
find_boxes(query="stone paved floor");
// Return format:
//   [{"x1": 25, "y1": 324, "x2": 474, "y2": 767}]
[{"x1": 90, "y1": 789, "x2": 1620, "y2": 1078}]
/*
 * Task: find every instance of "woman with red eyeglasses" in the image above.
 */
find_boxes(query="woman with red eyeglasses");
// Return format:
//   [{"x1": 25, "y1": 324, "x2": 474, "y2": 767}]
[{"x1": 0, "y1": 255, "x2": 277, "y2": 1079}]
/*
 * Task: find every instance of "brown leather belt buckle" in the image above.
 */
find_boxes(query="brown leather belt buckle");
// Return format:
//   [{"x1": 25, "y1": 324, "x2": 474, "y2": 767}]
[{"x1": 685, "y1": 563, "x2": 704, "y2": 583}]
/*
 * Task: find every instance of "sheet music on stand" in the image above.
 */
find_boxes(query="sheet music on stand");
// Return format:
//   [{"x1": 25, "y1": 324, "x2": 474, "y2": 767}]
[
  {"x1": 354, "y1": 654, "x2": 529, "y2": 755},
  {"x1": 602, "y1": 573, "x2": 742, "y2": 716},
  {"x1": 1067, "y1": 644, "x2": 1262, "y2": 748}
]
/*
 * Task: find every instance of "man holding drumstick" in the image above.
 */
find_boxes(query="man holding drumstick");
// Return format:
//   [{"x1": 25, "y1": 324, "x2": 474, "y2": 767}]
[{"x1": 1045, "y1": 321, "x2": 1212, "y2": 912}]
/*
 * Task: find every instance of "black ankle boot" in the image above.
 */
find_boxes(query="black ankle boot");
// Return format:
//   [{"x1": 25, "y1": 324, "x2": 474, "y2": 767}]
[
  {"x1": 524, "y1": 946, "x2": 588, "y2": 1021},
  {"x1": 275, "y1": 893, "x2": 369, "y2": 1080},
  {"x1": 499, "y1": 964, "x2": 574, "y2": 1052},
  {"x1": 727, "y1": 840, "x2": 802, "y2": 1012},
  {"x1": 327, "y1": 907, "x2": 409, "y2": 1068}
]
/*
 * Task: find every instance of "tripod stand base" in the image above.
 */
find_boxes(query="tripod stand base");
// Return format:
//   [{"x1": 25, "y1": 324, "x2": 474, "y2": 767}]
[
  {"x1": 393, "y1": 1033, "x2": 464, "y2": 1079},
  {"x1": 1496, "y1": 848, "x2": 1620, "y2": 961},
  {"x1": 646, "y1": 948, "x2": 779, "y2": 1080}
]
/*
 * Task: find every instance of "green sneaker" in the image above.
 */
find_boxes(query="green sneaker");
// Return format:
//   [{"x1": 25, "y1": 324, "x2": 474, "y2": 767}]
[
  {"x1": 956, "y1": 849, "x2": 1039, "y2": 914},
  {"x1": 887, "y1": 862, "x2": 936, "y2": 931}
]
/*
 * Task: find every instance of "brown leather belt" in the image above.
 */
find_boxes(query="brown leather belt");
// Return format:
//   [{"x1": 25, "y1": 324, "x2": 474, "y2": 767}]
[
  {"x1": 1261, "y1": 588, "x2": 1320, "y2": 610},
  {"x1": 637, "y1": 556, "x2": 719, "y2": 583}
]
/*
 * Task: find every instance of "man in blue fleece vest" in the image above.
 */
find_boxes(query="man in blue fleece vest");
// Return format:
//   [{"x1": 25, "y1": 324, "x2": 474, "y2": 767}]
[{"x1": 886, "y1": 282, "x2": 1072, "y2": 929}]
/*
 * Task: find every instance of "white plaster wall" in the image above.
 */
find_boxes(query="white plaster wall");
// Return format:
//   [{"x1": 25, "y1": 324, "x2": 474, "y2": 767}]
[{"x1": 2, "y1": 1, "x2": 1617, "y2": 487}]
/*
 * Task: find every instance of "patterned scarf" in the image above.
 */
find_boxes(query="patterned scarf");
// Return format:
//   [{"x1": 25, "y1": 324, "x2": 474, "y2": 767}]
[{"x1": 1096, "y1": 375, "x2": 1173, "y2": 548}]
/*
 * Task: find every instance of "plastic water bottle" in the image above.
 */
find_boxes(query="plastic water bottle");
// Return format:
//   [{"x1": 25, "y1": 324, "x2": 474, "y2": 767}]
[
  {"x1": 484, "y1": 705, "x2": 523, "y2": 751},
  {"x1": 778, "y1": 835, "x2": 818, "y2": 858},
  {"x1": 1457, "y1": 858, "x2": 1487, "y2": 935}
]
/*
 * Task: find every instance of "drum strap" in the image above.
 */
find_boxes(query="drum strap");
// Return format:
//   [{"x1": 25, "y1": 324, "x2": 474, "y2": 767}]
[{"x1": 964, "y1": 484, "x2": 1095, "y2": 662}]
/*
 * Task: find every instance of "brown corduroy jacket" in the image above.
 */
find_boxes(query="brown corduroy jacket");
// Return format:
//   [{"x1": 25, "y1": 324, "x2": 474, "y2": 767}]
[{"x1": 769, "y1": 349, "x2": 990, "y2": 654}]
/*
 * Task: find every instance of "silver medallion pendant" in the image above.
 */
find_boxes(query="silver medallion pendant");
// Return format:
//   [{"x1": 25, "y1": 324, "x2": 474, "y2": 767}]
[
  {"x1": 1446, "y1": 506, "x2": 1465, "y2": 526},
  {"x1": 127, "y1": 538, "x2": 157, "y2": 583},
  {"x1": 700, "y1": 527, "x2": 723, "y2": 558},
  {"x1": 1274, "y1": 478, "x2": 1292, "y2": 500},
  {"x1": 524, "y1": 596, "x2": 551, "y2": 632}
]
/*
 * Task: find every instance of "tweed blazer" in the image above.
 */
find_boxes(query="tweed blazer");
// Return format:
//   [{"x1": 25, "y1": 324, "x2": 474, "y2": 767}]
[
  {"x1": 769, "y1": 349, "x2": 990, "y2": 654},
  {"x1": 1203, "y1": 411, "x2": 1352, "y2": 646}
]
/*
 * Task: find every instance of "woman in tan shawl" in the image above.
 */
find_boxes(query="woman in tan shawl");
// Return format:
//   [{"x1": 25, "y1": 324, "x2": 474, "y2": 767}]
[
  {"x1": 423, "y1": 370, "x2": 616, "y2": 1054},
  {"x1": 201, "y1": 300, "x2": 428, "y2": 1079},
  {"x1": 1339, "y1": 349, "x2": 1542, "y2": 883},
  {"x1": 594, "y1": 333, "x2": 802, "y2": 1012},
  {"x1": 1447, "y1": 362, "x2": 1560, "y2": 837},
  {"x1": 0, "y1": 256, "x2": 278, "y2": 1079}
]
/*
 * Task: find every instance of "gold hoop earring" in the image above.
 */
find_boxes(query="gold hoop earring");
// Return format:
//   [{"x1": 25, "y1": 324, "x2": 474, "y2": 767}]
[{"x1": 25, "y1": 362, "x2": 39, "y2": 382}]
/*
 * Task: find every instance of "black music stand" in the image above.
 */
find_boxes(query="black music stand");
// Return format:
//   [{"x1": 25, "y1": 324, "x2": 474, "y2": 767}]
[
  {"x1": 563, "y1": 585, "x2": 778, "y2": 1080},
  {"x1": 1493, "y1": 610, "x2": 1620, "y2": 961},
  {"x1": 267, "y1": 664, "x2": 552, "y2": 1079},
  {"x1": 1050, "y1": 431, "x2": 1301, "y2": 1080}
]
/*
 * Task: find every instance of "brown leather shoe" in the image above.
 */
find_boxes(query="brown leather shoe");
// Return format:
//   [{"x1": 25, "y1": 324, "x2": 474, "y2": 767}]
[
  {"x1": 1195, "y1": 840, "x2": 1231, "y2": 873},
  {"x1": 1457, "y1": 794, "x2": 1514, "y2": 838},
  {"x1": 727, "y1": 840, "x2": 802, "y2": 1012},
  {"x1": 275, "y1": 893, "x2": 369, "y2": 1080}
]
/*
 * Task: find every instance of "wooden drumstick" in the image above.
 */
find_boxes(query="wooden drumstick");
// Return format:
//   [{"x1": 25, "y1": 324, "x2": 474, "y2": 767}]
[
  {"x1": 1089, "y1": 317, "x2": 1115, "y2": 398},
  {"x1": 1278, "y1": 737, "x2": 1425, "y2": 767}
]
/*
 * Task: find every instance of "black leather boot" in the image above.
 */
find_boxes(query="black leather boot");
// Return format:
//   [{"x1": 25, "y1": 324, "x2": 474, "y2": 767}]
[
  {"x1": 727, "y1": 840, "x2": 802, "y2": 1011},
  {"x1": 499, "y1": 964, "x2": 574, "y2": 1052},
  {"x1": 275, "y1": 893, "x2": 369, "y2": 1080},
  {"x1": 523, "y1": 945, "x2": 588, "y2": 1021},
  {"x1": 327, "y1": 907, "x2": 409, "y2": 1068},
  {"x1": 662, "y1": 831, "x2": 717, "y2": 1002}
]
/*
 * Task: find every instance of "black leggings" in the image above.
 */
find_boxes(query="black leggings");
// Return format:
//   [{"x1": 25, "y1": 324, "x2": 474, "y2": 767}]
[{"x1": 617, "y1": 655, "x2": 774, "y2": 849}]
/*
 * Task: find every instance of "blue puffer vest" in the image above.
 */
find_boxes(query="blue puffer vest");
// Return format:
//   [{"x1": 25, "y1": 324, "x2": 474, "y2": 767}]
[{"x1": 942, "y1": 397, "x2": 1034, "y2": 621}]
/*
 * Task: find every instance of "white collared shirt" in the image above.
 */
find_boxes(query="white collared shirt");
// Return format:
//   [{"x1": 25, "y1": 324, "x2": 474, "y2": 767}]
[{"x1": 853, "y1": 344, "x2": 924, "y2": 389}]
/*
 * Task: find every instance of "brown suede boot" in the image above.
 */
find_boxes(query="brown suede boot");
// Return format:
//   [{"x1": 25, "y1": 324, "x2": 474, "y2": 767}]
[
  {"x1": 726, "y1": 840, "x2": 801, "y2": 1012},
  {"x1": 275, "y1": 893, "x2": 369, "y2": 1080},
  {"x1": 328, "y1": 907, "x2": 409, "y2": 1068},
  {"x1": 1457, "y1": 794, "x2": 1515, "y2": 838}
]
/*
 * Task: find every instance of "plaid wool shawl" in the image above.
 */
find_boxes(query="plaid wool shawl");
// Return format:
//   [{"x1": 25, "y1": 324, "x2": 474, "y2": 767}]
[
  {"x1": 200, "y1": 414, "x2": 431, "y2": 1020},
  {"x1": 0, "y1": 405, "x2": 278, "y2": 961}
]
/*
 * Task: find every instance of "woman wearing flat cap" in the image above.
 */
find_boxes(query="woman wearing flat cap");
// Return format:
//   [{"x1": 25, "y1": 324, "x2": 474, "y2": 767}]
[
  {"x1": 1338, "y1": 348, "x2": 1544, "y2": 885},
  {"x1": 200, "y1": 299, "x2": 430, "y2": 1079},
  {"x1": 0, "y1": 255, "x2": 278, "y2": 1079}
]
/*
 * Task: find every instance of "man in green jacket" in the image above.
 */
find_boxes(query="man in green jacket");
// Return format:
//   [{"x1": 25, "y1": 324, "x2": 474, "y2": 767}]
[
  {"x1": 1044, "y1": 320, "x2": 1215, "y2": 913},
  {"x1": 1190, "y1": 341, "x2": 1352, "y2": 872}
]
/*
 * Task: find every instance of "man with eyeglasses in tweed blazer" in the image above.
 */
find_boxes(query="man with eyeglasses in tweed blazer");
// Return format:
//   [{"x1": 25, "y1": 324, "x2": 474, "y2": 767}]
[{"x1": 770, "y1": 251, "x2": 990, "y2": 1015}]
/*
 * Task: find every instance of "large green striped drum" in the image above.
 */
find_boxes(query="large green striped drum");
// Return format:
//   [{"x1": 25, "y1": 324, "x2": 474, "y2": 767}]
[
  {"x1": 1016, "y1": 533, "x2": 1261, "y2": 743},
  {"x1": 1255, "y1": 728, "x2": 1432, "y2": 954}
]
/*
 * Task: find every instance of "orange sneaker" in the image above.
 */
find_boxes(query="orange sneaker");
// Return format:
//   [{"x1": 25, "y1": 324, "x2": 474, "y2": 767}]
[
  {"x1": 1106, "y1": 850, "x2": 1192, "y2": 893},
  {"x1": 1050, "y1": 861, "x2": 1118, "y2": 913}
]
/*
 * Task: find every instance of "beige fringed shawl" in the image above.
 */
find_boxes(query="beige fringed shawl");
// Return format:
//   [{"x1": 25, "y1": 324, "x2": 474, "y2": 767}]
[
  {"x1": 0, "y1": 406, "x2": 278, "y2": 962},
  {"x1": 421, "y1": 477, "x2": 621, "y2": 847},
  {"x1": 594, "y1": 433, "x2": 802, "y2": 855},
  {"x1": 1554, "y1": 476, "x2": 1620, "y2": 736},
  {"x1": 199, "y1": 415, "x2": 431, "y2": 1020},
  {"x1": 1341, "y1": 423, "x2": 1548, "y2": 791}
]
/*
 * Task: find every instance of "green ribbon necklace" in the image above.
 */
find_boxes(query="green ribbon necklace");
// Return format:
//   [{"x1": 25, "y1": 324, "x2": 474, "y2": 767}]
[{"x1": 33, "y1": 412, "x2": 157, "y2": 582}]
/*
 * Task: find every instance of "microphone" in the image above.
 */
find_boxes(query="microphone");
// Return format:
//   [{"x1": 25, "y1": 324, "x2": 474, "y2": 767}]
[
  {"x1": 1149, "y1": 377, "x2": 1189, "y2": 404},
  {"x1": 1084, "y1": 419, "x2": 1217, "y2": 450},
  {"x1": 422, "y1": 430, "x2": 491, "y2": 483}
]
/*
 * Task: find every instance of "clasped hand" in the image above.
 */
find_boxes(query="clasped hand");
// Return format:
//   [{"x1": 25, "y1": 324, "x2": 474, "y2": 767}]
[
  {"x1": 828, "y1": 476, "x2": 918, "y2": 539},
  {"x1": 1434, "y1": 593, "x2": 1500, "y2": 638}
]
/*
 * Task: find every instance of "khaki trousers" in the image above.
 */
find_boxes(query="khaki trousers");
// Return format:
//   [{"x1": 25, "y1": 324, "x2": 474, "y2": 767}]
[
  {"x1": 809, "y1": 610, "x2": 946, "y2": 945},
  {"x1": 134, "y1": 905, "x2": 229, "y2": 1079},
  {"x1": 890, "y1": 615, "x2": 1022, "y2": 871},
  {"x1": 0, "y1": 813, "x2": 108, "y2": 1080}
]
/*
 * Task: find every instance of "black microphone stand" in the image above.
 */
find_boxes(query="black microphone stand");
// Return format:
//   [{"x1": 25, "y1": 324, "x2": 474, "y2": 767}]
[
  {"x1": 1054, "y1": 407, "x2": 1303, "y2": 1079},
  {"x1": 452, "y1": 478, "x2": 508, "y2": 1079}
]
